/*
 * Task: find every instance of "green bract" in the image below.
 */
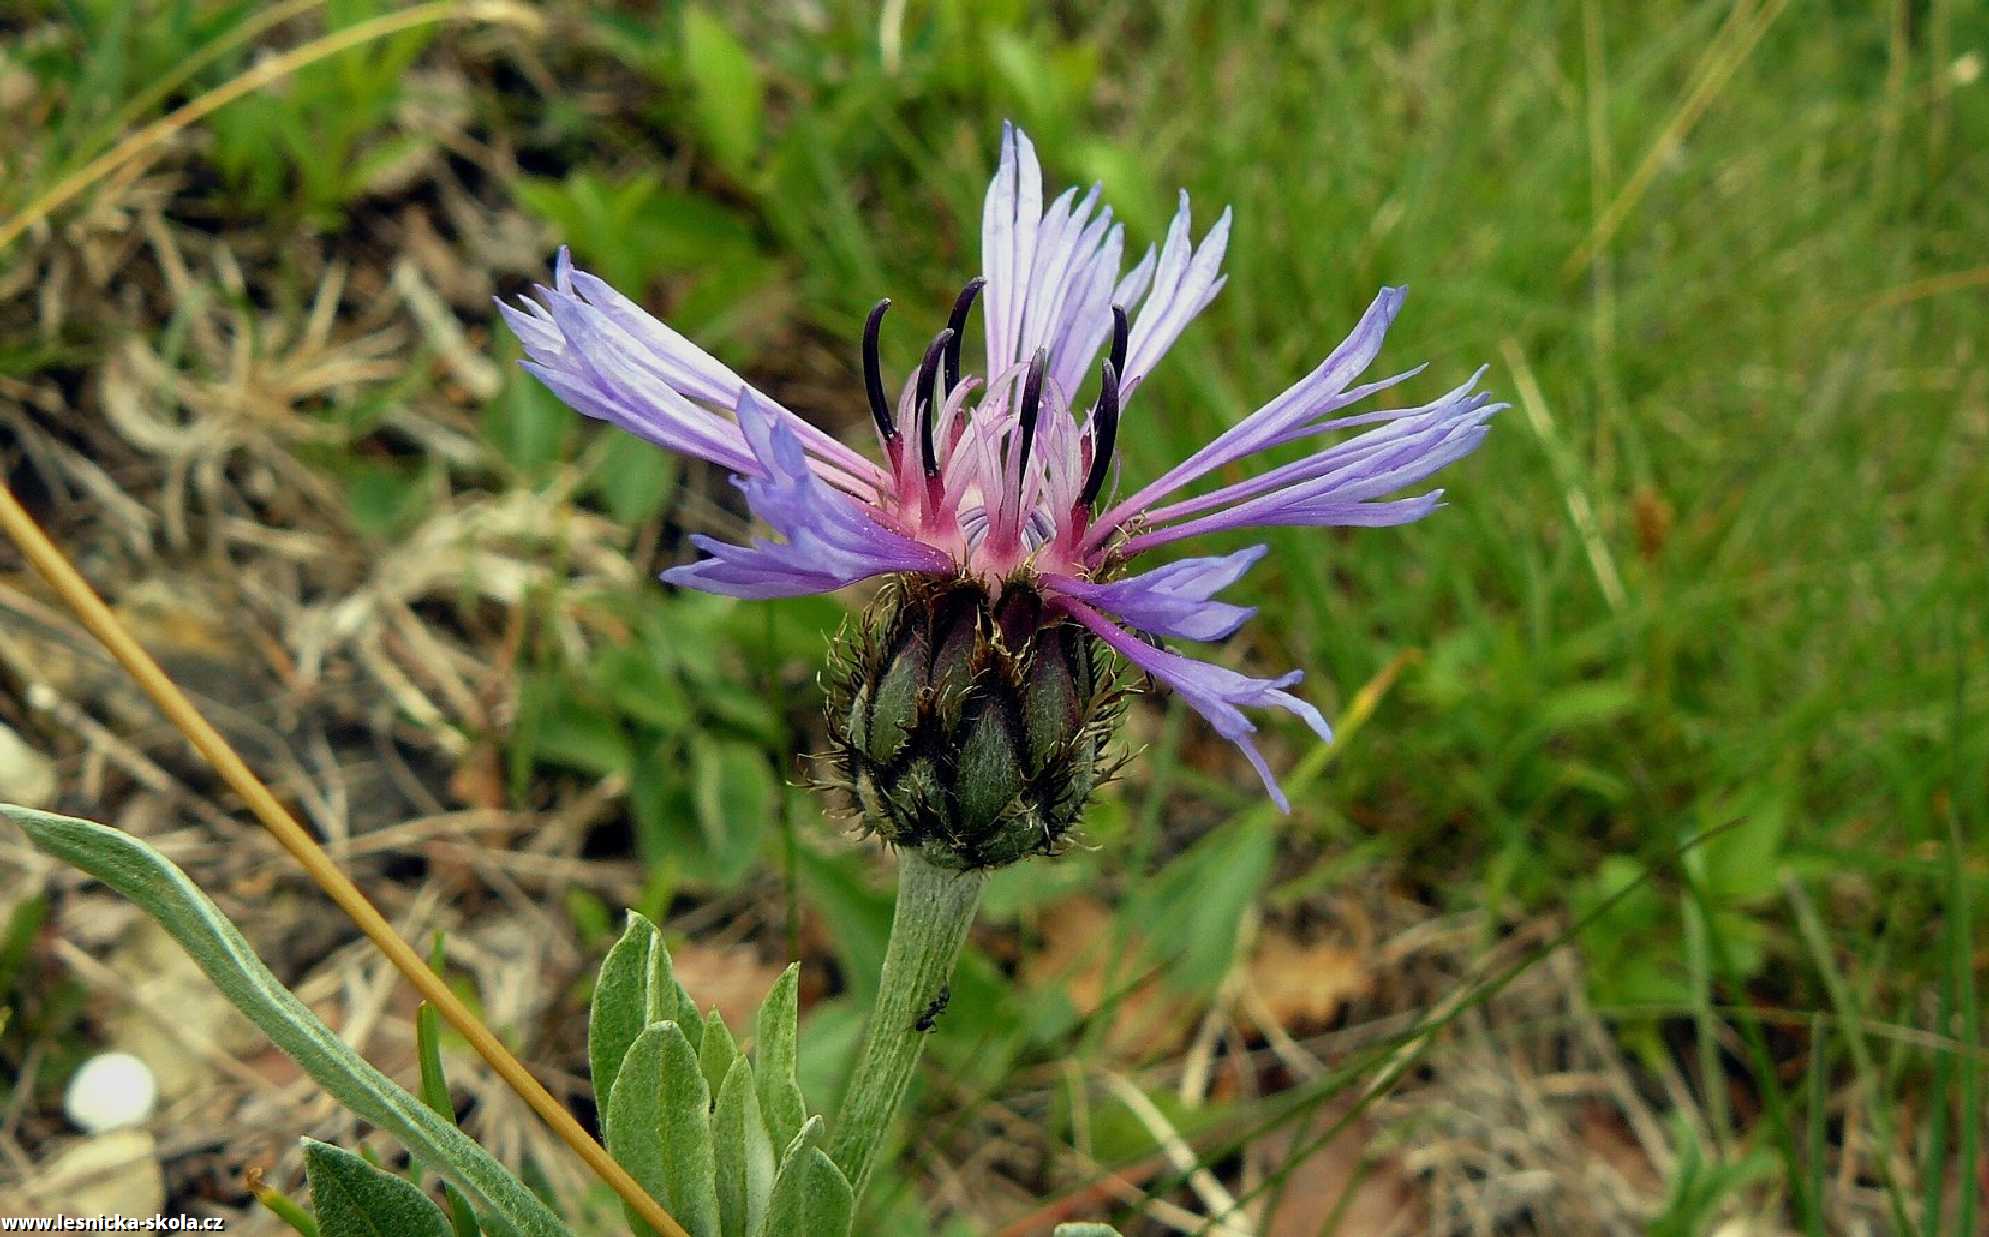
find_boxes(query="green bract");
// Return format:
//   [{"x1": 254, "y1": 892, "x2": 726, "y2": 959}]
[{"x1": 826, "y1": 577, "x2": 1124, "y2": 871}]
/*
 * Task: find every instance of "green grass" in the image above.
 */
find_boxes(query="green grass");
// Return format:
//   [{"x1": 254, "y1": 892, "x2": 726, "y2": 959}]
[{"x1": 3, "y1": 0, "x2": 1985, "y2": 1231}]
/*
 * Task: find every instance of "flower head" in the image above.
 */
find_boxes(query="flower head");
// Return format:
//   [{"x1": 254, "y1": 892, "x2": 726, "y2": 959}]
[{"x1": 503, "y1": 123, "x2": 1500, "y2": 813}]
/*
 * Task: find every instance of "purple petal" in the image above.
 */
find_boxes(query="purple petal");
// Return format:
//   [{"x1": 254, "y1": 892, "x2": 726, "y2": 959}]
[
  {"x1": 1182, "y1": 370, "x2": 1485, "y2": 515},
  {"x1": 980, "y1": 128, "x2": 1137, "y2": 410},
  {"x1": 1031, "y1": 193, "x2": 1124, "y2": 394},
  {"x1": 563, "y1": 265, "x2": 746, "y2": 407},
  {"x1": 663, "y1": 392, "x2": 951, "y2": 599},
  {"x1": 1115, "y1": 245, "x2": 1158, "y2": 313},
  {"x1": 1129, "y1": 493, "x2": 1447, "y2": 552},
  {"x1": 981, "y1": 123, "x2": 1020, "y2": 384},
  {"x1": 497, "y1": 297, "x2": 561, "y2": 355},
  {"x1": 1095, "y1": 286, "x2": 1409, "y2": 540},
  {"x1": 1122, "y1": 373, "x2": 1503, "y2": 551},
  {"x1": 1047, "y1": 221, "x2": 1127, "y2": 398},
  {"x1": 1139, "y1": 196, "x2": 1197, "y2": 325},
  {"x1": 974, "y1": 126, "x2": 1231, "y2": 425},
  {"x1": 1044, "y1": 544, "x2": 1267, "y2": 642},
  {"x1": 1063, "y1": 597, "x2": 1331, "y2": 812},
  {"x1": 1121, "y1": 197, "x2": 1231, "y2": 398},
  {"x1": 981, "y1": 122, "x2": 1046, "y2": 384},
  {"x1": 1014, "y1": 184, "x2": 1083, "y2": 360},
  {"x1": 526, "y1": 287, "x2": 762, "y2": 473},
  {"x1": 500, "y1": 249, "x2": 884, "y2": 490}
]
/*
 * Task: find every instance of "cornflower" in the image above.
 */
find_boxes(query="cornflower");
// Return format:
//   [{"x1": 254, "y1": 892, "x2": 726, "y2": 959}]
[{"x1": 502, "y1": 123, "x2": 1499, "y2": 817}]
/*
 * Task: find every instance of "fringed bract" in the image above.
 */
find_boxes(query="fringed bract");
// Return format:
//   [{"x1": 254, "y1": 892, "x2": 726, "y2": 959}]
[{"x1": 824, "y1": 577, "x2": 1125, "y2": 870}]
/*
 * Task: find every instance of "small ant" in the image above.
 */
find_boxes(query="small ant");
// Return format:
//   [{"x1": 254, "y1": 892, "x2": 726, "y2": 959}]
[{"x1": 913, "y1": 983, "x2": 950, "y2": 1032}]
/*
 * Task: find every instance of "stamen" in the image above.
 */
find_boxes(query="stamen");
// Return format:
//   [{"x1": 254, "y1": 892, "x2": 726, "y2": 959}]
[
  {"x1": 942, "y1": 277, "x2": 985, "y2": 392},
  {"x1": 1016, "y1": 349, "x2": 1047, "y2": 480},
  {"x1": 863, "y1": 299, "x2": 894, "y2": 441},
  {"x1": 1079, "y1": 359, "x2": 1120, "y2": 509},
  {"x1": 916, "y1": 328, "x2": 954, "y2": 476},
  {"x1": 1108, "y1": 304, "x2": 1129, "y2": 381}
]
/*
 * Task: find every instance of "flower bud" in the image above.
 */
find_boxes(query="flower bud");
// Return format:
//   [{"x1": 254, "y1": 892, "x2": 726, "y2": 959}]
[{"x1": 826, "y1": 576, "x2": 1123, "y2": 870}]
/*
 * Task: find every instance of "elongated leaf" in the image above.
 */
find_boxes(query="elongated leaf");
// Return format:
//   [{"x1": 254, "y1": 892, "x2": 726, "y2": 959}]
[
  {"x1": 777, "y1": 1114, "x2": 823, "y2": 1163},
  {"x1": 751, "y1": 964, "x2": 806, "y2": 1152},
  {"x1": 712, "y1": 1056, "x2": 775, "y2": 1237},
  {"x1": 590, "y1": 912, "x2": 658, "y2": 1113},
  {"x1": 4, "y1": 807, "x2": 566, "y2": 1237},
  {"x1": 758, "y1": 1144, "x2": 851, "y2": 1237},
  {"x1": 646, "y1": 923, "x2": 703, "y2": 1036},
  {"x1": 697, "y1": 1006, "x2": 737, "y2": 1099},
  {"x1": 605, "y1": 1021, "x2": 720, "y2": 1237},
  {"x1": 1052, "y1": 1226, "x2": 1122, "y2": 1236},
  {"x1": 305, "y1": 1139, "x2": 453, "y2": 1237}
]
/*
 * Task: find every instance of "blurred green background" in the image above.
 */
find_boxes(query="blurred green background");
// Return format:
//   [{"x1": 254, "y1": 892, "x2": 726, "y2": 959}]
[{"x1": 1, "y1": 0, "x2": 1985, "y2": 1232}]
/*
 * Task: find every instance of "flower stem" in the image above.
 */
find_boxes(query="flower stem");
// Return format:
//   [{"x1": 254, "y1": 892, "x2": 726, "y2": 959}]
[{"x1": 828, "y1": 850, "x2": 986, "y2": 1201}]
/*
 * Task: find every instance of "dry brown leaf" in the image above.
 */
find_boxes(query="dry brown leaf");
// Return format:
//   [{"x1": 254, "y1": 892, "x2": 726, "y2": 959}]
[
  {"x1": 670, "y1": 941, "x2": 790, "y2": 1036},
  {"x1": 1575, "y1": 1101, "x2": 1663, "y2": 1196},
  {"x1": 449, "y1": 742, "x2": 508, "y2": 810},
  {"x1": 1257, "y1": 1100, "x2": 1420, "y2": 1237},
  {"x1": 1243, "y1": 929, "x2": 1374, "y2": 1035},
  {"x1": 1633, "y1": 486, "x2": 1675, "y2": 559},
  {"x1": 1018, "y1": 897, "x2": 1196, "y2": 1060}
]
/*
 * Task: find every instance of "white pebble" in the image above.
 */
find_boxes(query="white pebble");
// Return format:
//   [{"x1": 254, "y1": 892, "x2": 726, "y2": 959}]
[
  {"x1": 63, "y1": 1052, "x2": 157, "y2": 1133},
  {"x1": 0, "y1": 722, "x2": 56, "y2": 810}
]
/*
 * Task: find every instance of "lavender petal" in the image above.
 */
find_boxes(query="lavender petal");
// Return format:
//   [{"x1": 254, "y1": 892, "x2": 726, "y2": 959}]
[
  {"x1": 1063, "y1": 597, "x2": 1331, "y2": 812},
  {"x1": 1044, "y1": 544, "x2": 1267, "y2": 643},
  {"x1": 1123, "y1": 374, "x2": 1503, "y2": 550},
  {"x1": 501, "y1": 250, "x2": 884, "y2": 489},
  {"x1": 1121, "y1": 197, "x2": 1232, "y2": 398},
  {"x1": 1095, "y1": 286, "x2": 1409, "y2": 539},
  {"x1": 663, "y1": 393, "x2": 951, "y2": 599}
]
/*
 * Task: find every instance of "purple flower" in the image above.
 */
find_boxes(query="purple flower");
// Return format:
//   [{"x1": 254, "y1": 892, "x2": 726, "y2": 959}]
[{"x1": 503, "y1": 123, "x2": 1500, "y2": 809}]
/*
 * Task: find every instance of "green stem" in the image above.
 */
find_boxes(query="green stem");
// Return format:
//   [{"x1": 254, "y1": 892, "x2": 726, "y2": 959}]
[{"x1": 828, "y1": 850, "x2": 985, "y2": 1201}]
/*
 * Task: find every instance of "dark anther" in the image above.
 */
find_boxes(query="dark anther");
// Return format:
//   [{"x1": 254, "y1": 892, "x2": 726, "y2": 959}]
[
  {"x1": 943, "y1": 277, "x2": 985, "y2": 392},
  {"x1": 863, "y1": 299, "x2": 895, "y2": 441},
  {"x1": 1016, "y1": 349, "x2": 1048, "y2": 479},
  {"x1": 916, "y1": 328, "x2": 954, "y2": 476},
  {"x1": 1080, "y1": 360, "x2": 1121, "y2": 509},
  {"x1": 1108, "y1": 304, "x2": 1129, "y2": 381}
]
